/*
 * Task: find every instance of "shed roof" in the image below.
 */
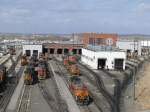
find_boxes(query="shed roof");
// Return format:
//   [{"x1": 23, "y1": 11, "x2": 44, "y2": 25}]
[{"x1": 85, "y1": 45, "x2": 125, "y2": 52}]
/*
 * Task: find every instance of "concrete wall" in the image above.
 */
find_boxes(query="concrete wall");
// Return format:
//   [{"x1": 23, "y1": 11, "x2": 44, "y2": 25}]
[
  {"x1": 81, "y1": 48, "x2": 98, "y2": 69},
  {"x1": 22, "y1": 44, "x2": 42, "y2": 57},
  {"x1": 81, "y1": 48, "x2": 126, "y2": 70}
]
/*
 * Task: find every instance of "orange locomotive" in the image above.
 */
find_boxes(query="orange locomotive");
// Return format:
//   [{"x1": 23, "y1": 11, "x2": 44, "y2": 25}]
[
  {"x1": 37, "y1": 65, "x2": 46, "y2": 80},
  {"x1": 63, "y1": 55, "x2": 80, "y2": 75},
  {"x1": 36, "y1": 60, "x2": 46, "y2": 80},
  {"x1": 0, "y1": 65, "x2": 6, "y2": 84},
  {"x1": 67, "y1": 64, "x2": 80, "y2": 75},
  {"x1": 0, "y1": 65, "x2": 6, "y2": 93},
  {"x1": 21, "y1": 55, "x2": 28, "y2": 66},
  {"x1": 35, "y1": 53, "x2": 47, "y2": 80},
  {"x1": 24, "y1": 66, "x2": 33, "y2": 85},
  {"x1": 69, "y1": 76, "x2": 90, "y2": 105}
]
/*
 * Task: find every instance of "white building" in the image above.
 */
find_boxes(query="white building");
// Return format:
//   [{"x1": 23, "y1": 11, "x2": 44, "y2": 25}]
[
  {"x1": 141, "y1": 40, "x2": 150, "y2": 47},
  {"x1": 22, "y1": 44, "x2": 42, "y2": 57},
  {"x1": 81, "y1": 45, "x2": 126, "y2": 70},
  {"x1": 116, "y1": 40, "x2": 141, "y2": 56}
]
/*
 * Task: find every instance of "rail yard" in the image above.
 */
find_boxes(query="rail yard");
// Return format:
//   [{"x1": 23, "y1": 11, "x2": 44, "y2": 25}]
[
  {"x1": 0, "y1": 34, "x2": 150, "y2": 112},
  {"x1": 0, "y1": 0, "x2": 150, "y2": 112}
]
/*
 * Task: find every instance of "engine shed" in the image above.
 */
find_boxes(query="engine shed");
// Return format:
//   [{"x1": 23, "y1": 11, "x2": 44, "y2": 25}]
[
  {"x1": 43, "y1": 41, "x2": 84, "y2": 55},
  {"x1": 22, "y1": 44, "x2": 42, "y2": 57},
  {"x1": 81, "y1": 45, "x2": 126, "y2": 70}
]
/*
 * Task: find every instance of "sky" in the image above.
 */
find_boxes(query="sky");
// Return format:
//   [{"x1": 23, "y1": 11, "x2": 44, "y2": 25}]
[{"x1": 0, "y1": 0, "x2": 150, "y2": 34}]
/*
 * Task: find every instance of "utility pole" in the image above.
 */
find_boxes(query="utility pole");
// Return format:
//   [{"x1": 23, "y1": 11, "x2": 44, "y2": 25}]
[
  {"x1": 133, "y1": 39, "x2": 136, "y2": 102},
  {"x1": 147, "y1": 40, "x2": 149, "y2": 55},
  {"x1": 73, "y1": 33, "x2": 75, "y2": 55}
]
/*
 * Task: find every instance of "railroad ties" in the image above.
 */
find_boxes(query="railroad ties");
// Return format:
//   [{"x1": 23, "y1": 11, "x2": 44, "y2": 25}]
[
  {"x1": 53, "y1": 58, "x2": 102, "y2": 112},
  {"x1": 77, "y1": 63, "x2": 115, "y2": 112},
  {"x1": 0, "y1": 54, "x2": 10, "y2": 65},
  {"x1": 38, "y1": 61, "x2": 69, "y2": 112},
  {"x1": 17, "y1": 85, "x2": 32, "y2": 112},
  {"x1": 38, "y1": 80, "x2": 58, "y2": 112},
  {"x1": 0, "y1": 51, "x2": 23, "y2": 112}
]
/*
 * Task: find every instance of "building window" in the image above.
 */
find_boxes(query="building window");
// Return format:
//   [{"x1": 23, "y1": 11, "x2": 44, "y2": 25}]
[{"x1": 89, "y1": 38, "x2": 94, "y2": 45}]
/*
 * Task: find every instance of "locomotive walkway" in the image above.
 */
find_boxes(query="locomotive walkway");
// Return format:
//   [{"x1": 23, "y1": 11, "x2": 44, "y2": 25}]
[{"x1": 49, "y1": 60, "x2": 81, "y2": 112}]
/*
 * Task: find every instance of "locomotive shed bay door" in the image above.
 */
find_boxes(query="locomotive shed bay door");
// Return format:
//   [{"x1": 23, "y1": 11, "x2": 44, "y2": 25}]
[
  {"x1": 33, "y1": 50, "x2": 38, "y2": 57},
  {"x1": 97, "y1": 58, "x2": 107, "y2": 69},
  {"x1": 26, "y1": 50, "x2": 31, "y2": 56},
  {"x1": 114, "y1": 58, "x2": 124, "y2": 70}
]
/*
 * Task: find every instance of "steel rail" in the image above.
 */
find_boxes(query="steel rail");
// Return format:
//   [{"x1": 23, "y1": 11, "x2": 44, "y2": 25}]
[
  {"x1": 78, "y1": 63, "x2": 116, "y2": 112},
  {"x1": 54, "y1": 59, "x2": 102, "y2": 112}
]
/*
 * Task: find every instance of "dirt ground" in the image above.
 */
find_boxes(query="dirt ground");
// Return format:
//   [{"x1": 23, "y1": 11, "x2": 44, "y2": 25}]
[{"x1": 135, "y1": 62, "x2": 150, "y2": 110}]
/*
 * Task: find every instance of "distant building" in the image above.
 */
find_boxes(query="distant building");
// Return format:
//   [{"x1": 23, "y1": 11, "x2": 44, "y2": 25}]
[
  {"x1": 81, "y1": 45, "x2": 126, "y2": 70},
  {"x1": 81, "y1": 32, "x2": 118, "y2": 46},
  {"x1": 141, "y1": 40, "x2": 150, "y2": 47},
  {"x1": 116, "y1": 40, "x2": 141, "y2": 56}
]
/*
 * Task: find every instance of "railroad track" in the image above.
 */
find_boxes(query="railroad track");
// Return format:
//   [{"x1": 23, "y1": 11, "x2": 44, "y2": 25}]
[
  {"x1": 0, "y1": 67, "x2": 24, "y2": 112},
  {"x1": 38, "y1": 60, "x2": 68, "y2": 112},
  {"x1": 79, "y1": 105, "x2": 91, "y2": 112},
  {"x1": 0, "y1": 51, "x2": 21, "y2": 66},
  {"x1": 78, "y1": 63, "x2": 116, "y2": 112},
  {"x1": 75, "y1": 65, "x2": 106, "y2": 112},
  {"x1": 17, "y1": 85, "x2": 32, "y2": 112},
  {"x1": 0, "y1": 55, "x2": 10, "y2": 65},
  {"x1": 38, "y1": 80, "x2": 58, "y2": 112},
  {"x1": 54, "y1": 59, "x2": 102, "y2": 112},
  {"x1": 38, "y1": 80, "x2": 68, "y2": 112},
  {"x1": 38, "y1": 62, "x2": 68, "y2": 112},
  {"x1": 0, "y1": 55, "x2": 23, "y2": 112},
  {"x1": 0, "y1": 85, "x2": 16, "y2": 112},
  {"x1": 54, "y1": 61, "x2": 92, "y2": 112},
  {"x1": 100, "y1": 70, "x2": 121, "y2": 112}
]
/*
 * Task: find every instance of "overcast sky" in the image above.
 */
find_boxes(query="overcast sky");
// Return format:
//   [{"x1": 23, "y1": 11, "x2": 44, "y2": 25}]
[{"x1": 0, "y1": 0, "x2": 149, "y2": 34}]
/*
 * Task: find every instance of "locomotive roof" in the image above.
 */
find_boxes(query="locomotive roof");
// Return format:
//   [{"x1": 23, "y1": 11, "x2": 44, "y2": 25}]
[{"x1": 70, "y1": 76, "x2": 83, "y2": 85}]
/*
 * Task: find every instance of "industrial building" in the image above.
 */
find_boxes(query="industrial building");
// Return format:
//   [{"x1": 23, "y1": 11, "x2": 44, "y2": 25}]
[
  {"x1": 116, "y1": 39, "x2": 150, "y2": 56},
  {"x1": 43, "y1": 41, "x2": 83, "y2": 55},
  {"x1": 22, "y1": 44, "x2": 42, "y2": 57},
  {"x1": 116, "y1": 40, "x2": 141, "y2": 56},
  {"x1": 81, "y1": 45, "x2": 126, "y2": 70},
  {"x1": 141, "y1": 40, "x2": 150, "y2": 47},
  {"x1": 22, "y1": 41, "x2": 84, "y2": 57},
  {"x1": 81, "y1": 33, "x2": 118, "y2": 46}
]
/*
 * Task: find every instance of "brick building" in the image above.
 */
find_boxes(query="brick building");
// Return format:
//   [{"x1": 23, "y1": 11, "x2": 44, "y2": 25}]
[
  {"x1": 81, "y1": 33, "x2": 118, "y2": 46},
  {"x1": 43, "y1": 41, "x2": 83, "y2": 55}
]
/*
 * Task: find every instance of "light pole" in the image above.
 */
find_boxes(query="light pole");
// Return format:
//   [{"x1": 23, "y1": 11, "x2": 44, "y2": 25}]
[{"x1": 133, "y1": 39, "x2": 136, "y2": 102}]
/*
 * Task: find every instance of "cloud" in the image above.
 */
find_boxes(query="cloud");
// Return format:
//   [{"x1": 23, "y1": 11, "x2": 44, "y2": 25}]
[
  {"x1": 134, "y1": 0, "x2": 150, "y2": 15},
  {"x1": 0, "y1": 7, "x2": 31, "y2": 24},
  {"x1": 0, "y1": 0, "x2": 149, "y2": 34}
]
